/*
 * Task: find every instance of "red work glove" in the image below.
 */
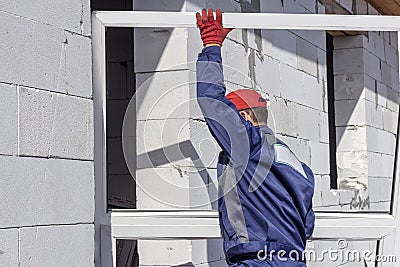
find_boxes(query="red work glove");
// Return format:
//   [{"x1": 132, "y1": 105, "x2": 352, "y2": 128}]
[{"x1": 196, "y1": 9, "x2": 232, "y2": 46}]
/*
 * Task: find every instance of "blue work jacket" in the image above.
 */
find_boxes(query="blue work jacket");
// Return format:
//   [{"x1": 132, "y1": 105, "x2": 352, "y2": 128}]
[{"x1": 196, "y1": 46, "x2": 315, "y2": 265}]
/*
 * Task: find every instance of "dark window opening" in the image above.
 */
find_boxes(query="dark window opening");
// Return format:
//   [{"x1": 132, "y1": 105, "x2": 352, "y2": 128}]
[
  {"x1": 326, "y1": 33, "x2": 338, "y2": 189},
  {"x1": 92, "y1": 1, "x2": 138, "y2": 266}
]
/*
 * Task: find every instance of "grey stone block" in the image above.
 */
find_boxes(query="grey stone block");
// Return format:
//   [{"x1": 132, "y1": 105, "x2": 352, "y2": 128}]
[
  {"x1": 0, "y1": 156, "x2": 94, "y2": 227},
  {"x1": 297, "y1": 36, "x2": 318, "y2": 77},
  {"x1": 0, "y1": 13, "x2": 92, "y2": 98},
  {"x1": 18, "y1": 87, "x2": 55, "y2": 157},
  {"x1": 19, "y1": 224, "x2": 94, "y2": 267},
  {"x1": 135, "y1": 71, "x2": 190, "y2": 120},
  {"x1": 0, "y1": 0, "x2": 91, "y2": 35},
  {"x1": 59, "y1": 31, "x2": 92, "y2": 98},
  {"x1": 0, "y1": 83, "x2": 17, "y2": 155},
  {"x1": 19, "y1": 87, "x2": 94, "y2": 160},
  {"x1": 0, "y1": 229, "x2": 19, "y2": 267}
]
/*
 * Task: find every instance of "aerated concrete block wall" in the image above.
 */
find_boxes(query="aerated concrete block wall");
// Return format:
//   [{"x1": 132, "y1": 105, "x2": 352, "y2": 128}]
[{"x1": 0, "y1": 1, "x2": 94, "y2": 266}]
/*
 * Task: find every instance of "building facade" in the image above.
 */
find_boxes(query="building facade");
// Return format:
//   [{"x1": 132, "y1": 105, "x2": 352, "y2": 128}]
[{"x1": 0, "y1": 0, "x2": 399, "y2": 266}]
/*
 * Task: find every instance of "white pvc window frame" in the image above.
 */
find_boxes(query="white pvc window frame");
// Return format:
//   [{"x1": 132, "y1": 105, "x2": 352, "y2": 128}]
[{"x1": 92, "y1": 11, "x2": 400, "y2": 266}]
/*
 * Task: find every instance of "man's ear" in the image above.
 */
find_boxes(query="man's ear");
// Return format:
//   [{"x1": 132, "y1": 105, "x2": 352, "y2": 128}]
[{"x1": 239, "y1": 111, "x2": 250, "y2": 121}]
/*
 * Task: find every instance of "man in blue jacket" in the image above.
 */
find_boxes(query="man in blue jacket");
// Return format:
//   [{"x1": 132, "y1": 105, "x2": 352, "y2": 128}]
[{"x1": 196, "y1": 9, "x2": 315, "y2": 266}]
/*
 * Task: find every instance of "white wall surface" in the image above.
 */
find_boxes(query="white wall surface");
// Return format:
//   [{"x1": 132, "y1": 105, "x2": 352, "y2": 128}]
[{"x1": 0, "y1": 0, "x2": 94, "y2": 266}]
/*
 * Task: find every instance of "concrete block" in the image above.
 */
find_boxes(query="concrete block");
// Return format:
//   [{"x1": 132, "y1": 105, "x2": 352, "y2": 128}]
[
  {"x1": 48, "y1": 94, "x2": 93, "y2": 159},
  {"x1": 296, "y1": 104, "x2": 320, "y2": 142},
  {"x1": 333, "y1": 35, "x2": 363, "y2": 50},
  {"x1": 333, "y1": 48, "x2": 364, "y2": 75},
  {"x1": 260, "y1": 0, "x2": 284, "y2": 13},
  {"x1": 334, "y1": 99, "x2": 366, "y2": 127},
  {"x1": 380, "y1": 60, "x2": 392, "y2": 87},
  {"x1": 369, "y1": 201, "x2": 390, "y2": 211},
  {"x1": 20, "y1": 224, "x2": 94, "y2": 267},
  {"x1": 283, "y1": 0, "x2": 308, "y2": 14},
  {"x1": 138, "y1": 240, "x2": 191, "y2": 266},
  {"x1": 338, "y1": 0, "x2": 353, "y2": 13},
  {"x1": 366, "y1": 126, "x2": 396, "y2": 155},
  {"x1": 391, "y1": 67, "x2": 399, "y2": 91},
  {"x1": 334, "y1": 74, "x2": 365, "y2": 101},
  {"x1": 19, "y1": 88, "x2": 93, "y2": 159},
  {"x1": 255, "y1": 56, "x2": 281, "y2": 97},
  {"x1": 271, "y1": 30, "x2": 297, "y2": 68},
  {"x1": 317, "y1": 1, "x2": 325, "y2": 14},
  {"x1": 136, "y1": 167, "x2": 191, "y2": 209},
  {"x1": 190, "y1": 168, "x2": 218, "y2": 210},
  {"x1": 319, "y1": 112, "x2": 329, "y2": 143},
  {"x1": 187, "y1": 28, "x2": 206, "y2": 64},
  {"x1": 135, "y1": 0, "x2": 186, "y2": 11},
  {"x1": 297, "y1": 37, "x2": 318, "y2": 77},
  {"x1": 277, "y1": 135, "x2": 311, "y2": 165},
  {"x1": 0, "y1": 83, "x2": 17, "y2": 155},
  {"x1": 305, "y1": 30, "x2": 326, "y2": 51},
  {"x1": 385, "y1": 41, "x2": 399, "y2": 71},
  {"x1": 136, "y1": 119, "x2": 191, "y2": 169},
  {"x1": 18, "y1": 87, "x2": 54, "y2": 157},
  {"x1": 336, "y1": 150, "x2": 368, "y2": 181},
  {"x1": 367, "y1": 152, "x2": 394, "y2": 178},
  {"x1": 190, "y1": 119, "x2": 220, "y2": 169},
  {"x1": 354, "y1": 0, "x2": 368, "y2": 14},
  {"x1": 280, "y1": 63, "x2": 303, "y2": 103},
  {"x1": 382, "y1": 109, "x2": 397, "y2": 133},
  {"x1": 310, "y1": 141, "x2": 330, "y2": 175},
  {"x1": 390, "y1": 31, "x2": 398, "y2": 49},
  {"x1": 268, "y1": 97, "x2": 298, "y2": 137},
  {"x1": 0, "y1": 0, "x2": 91, "y2": 35},
  {"x1": 372, "y1": 32, "x2": 385, "y2": 60},
  {"x1": 0, "y1": 14, "x2": 91, "y2": 97},
  {"x1": 367, "y1": 4, "x2": 380, "y2": 15},
  {"x1": 134, "y1": 28, "x2": 187, "y2": 72},
  {"x1": 59, "y1": 31, "x2": 92, "y2": 98},
  {"x1": 363, "y1": 33, "x2": 375, "y2": 54},
  {"x1": 376, "y1": 82, "x2": 388, "y2": 107},
  {"x1": 136, "y1": 70, "x2": 190, "y2": 120},
  {"x1": 365, "y1": 99, "x2": 384, "y2": 129},
  {"x1": 259, "y1": 30, "x2": 273, "y2": 57},
  {"x1": 0, "y1": 229, "x2": 19, "y2": 267},
  {"x1": 0, "y1": 156, "x2": 94, "y2": 227},
  {"x1": 368, "y1": 177, "x2": 392, "y2": 203},
  {"x1": 363, "y1": 74, "x2": 378, "y2": 102},
  {"x1": 317, "y1": 48, "x2": 326, "y2": 83},
  {"x1": 364, "y1": 51, "x2": 381, "y2": 81},
  {"x1": 295, "y1": 0, "x2": 316, "y2": 13},
  {"x1": 192, "y1": 239, "x2": 225, "y2": 266},
  {"x1": 222, "y1": 39, "x2": 253, "y2": 89},
  {"x1": 313, "y1": 175, "x2": 341, "y2": 210},
  {"x1": 312, "y1": 174, "x2": 324, "y2": 207},
  {"x1": 384, "y1": 32, "x2": 391, "y2": 44},
  {"x1": 386, "y1": 88, "x2": 399, "y2": 112},
  {"x1": 336, "y1": 125, "x2": 367, "y2": 152}
]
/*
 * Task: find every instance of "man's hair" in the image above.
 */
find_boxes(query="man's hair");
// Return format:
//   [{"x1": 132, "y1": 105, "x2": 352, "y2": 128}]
[{"x1": 240, "y1": 106, "x2": 268, "y2": 125}]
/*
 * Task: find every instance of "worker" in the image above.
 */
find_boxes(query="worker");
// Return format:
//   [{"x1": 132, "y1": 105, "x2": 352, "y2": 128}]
[{"x1": 196, "y1": 9, "x2": 315, "y2": 267}]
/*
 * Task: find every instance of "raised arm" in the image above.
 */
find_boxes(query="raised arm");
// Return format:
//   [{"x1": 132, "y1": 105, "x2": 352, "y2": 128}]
[{"x1": 196, "y1": 9, "x2": 262, "y2": 165}]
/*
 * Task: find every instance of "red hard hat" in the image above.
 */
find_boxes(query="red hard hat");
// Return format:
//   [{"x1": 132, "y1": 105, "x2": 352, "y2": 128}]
[{"x1": 226, "y1": 89, "x2": 267, "y2": 111}]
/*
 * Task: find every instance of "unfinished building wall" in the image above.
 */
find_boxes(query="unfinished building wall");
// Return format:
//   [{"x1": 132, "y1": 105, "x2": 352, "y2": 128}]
[
  {"x1": 0, "y1": 0, "x2": 94, "y2": 266},
  {"x1": 333, "y1": 32, "x2": 399, "y2": 210},
  {"x1": 130, "y1": 0, "x2": 399, "y2": 266}
]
